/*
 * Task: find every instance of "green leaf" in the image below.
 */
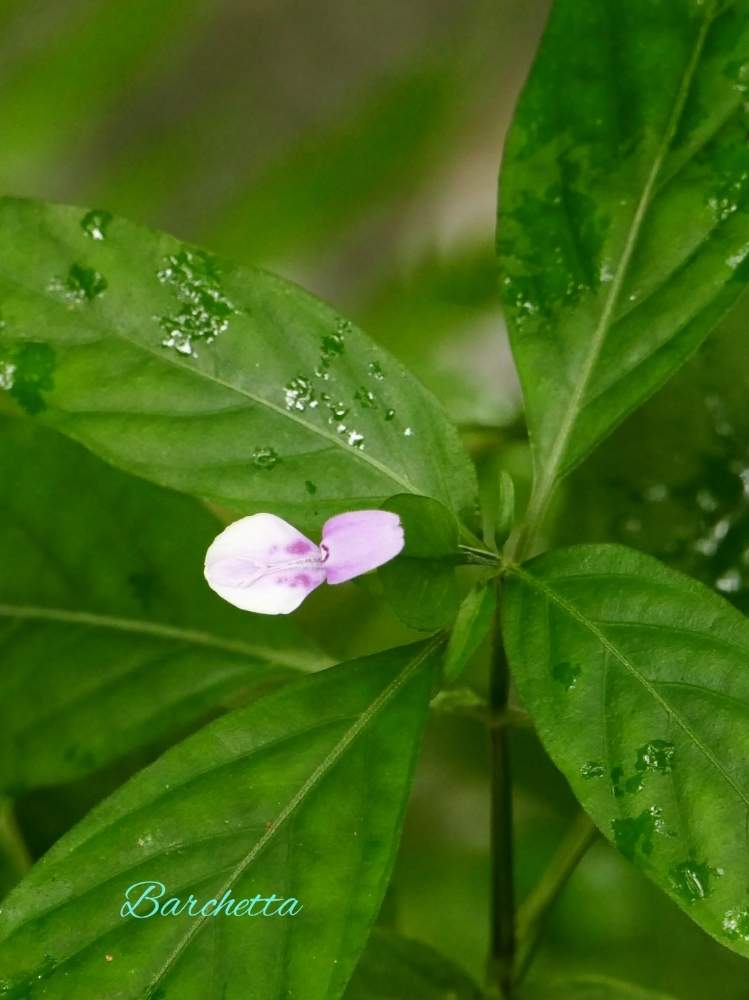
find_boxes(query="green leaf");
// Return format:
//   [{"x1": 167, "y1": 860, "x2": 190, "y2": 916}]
[
  {"x1": 345, "y1": 929, "x2": 482, "y2": 1000},
  {"x1": 378, "y1": 495, "x2": 460, "y2": 631},
  {"x1": 494, "y1": 470, "x2": 516, "y2": 546},
  {"x1": 518, "y1": 976, "x2": 677, "y2": 1000},
  {"x1": 0, "y1": 197, "x2": 477, "y2": 534},
  {"x1": 0, "y1": 416, "x2": 324, "y2": 793},
  {"x1": 0, "y1": 640, "x2": 439, "y2": 998},
  {"x1": 503, "y1": 543, "x2": 749, "y2": 958},
  {"x1": 498, "y1": 0, "x2": 749, "y2": 550},
  {"x1": 554, "y1": 301, "x2": 749, "y2": 614},
  {"x1": 443, "y1": 581, "x2": 496, "y2": 684}
]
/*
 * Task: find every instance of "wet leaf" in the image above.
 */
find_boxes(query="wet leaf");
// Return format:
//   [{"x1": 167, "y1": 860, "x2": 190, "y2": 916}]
[
  {"x1": 0, "y1": 197, "x2": 477, "y2": 535},
  {"x1": 0, "y1": 417, "x2": 324, "y2": 793},
  {"x1": 498, "y1": 0, "x2": 749, "y2": 539},
  {"x1": 0, "y1": 640, "x2": 439, "y2": 998},
  {"x1": 503, "y1": 544, "x2": 749, "y2": 958}
]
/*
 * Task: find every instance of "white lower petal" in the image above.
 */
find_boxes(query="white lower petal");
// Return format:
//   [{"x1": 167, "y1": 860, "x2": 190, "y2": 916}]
[{"x1": 204, "y1": 513, "x2": 325, "y2": 614}]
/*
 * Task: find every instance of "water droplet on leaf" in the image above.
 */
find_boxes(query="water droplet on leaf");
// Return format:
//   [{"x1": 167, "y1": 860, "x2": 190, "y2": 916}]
[
  {"x1": 50, "y1": 263, "x2": 107, "y2": 304},
  {"x1": 0, "y1": 342, "x2": 55, "y2": 414},
  {"x1": 580, "y1": 761, "x2": 605, "y2": 779},
  {"x1": 80, "y1": 209, "x2": 112, "y2": 241},
  {"x1": 669, "y1": 860, "x2": 721, "y2": 903},
  {"x1": 552, "y1": 661, "x2": 580, "y2": 690},
  {"x1": 252, "y1": 446, "x2": 279, "y2": 470},
  {"x1": 612, "y1": 805, "x2": 664, "y2": 861},
  {"x1": 157, "y1": 249, "x2": 235, "y2": 357}
]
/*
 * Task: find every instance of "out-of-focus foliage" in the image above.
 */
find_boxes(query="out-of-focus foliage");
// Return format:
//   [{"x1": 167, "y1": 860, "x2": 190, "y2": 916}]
[{"x1": 3, "y1": 1, "x2": 749, "y2": 997}]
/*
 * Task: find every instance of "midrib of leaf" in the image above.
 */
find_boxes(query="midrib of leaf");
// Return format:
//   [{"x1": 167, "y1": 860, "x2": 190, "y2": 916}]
[
  {"x1": 141, "y1": 637, "x2": 438, "y2": 996},
  {"x1": 0, "y1": 603, "x2": 319, "y2": 672},
  {"x1": 509, "y1": 6, "x2": 717, "y2": 562},
  {"x1": 510, "y1": 565, "x2": 749, "y2": 810},
  {"x1": 0, "y1": 263, "x2": 420, "y2": 498}
]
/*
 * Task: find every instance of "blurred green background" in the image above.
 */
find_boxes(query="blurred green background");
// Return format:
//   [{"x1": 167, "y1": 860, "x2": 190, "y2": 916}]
[{"x1": 3, "y1": 1, "x2": 749, "y2": 996}]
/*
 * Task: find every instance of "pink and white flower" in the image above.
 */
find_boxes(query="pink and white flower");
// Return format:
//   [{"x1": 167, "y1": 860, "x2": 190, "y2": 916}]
[{"x1": 204, "y1": 510, "x2": 404, "y2": 614}]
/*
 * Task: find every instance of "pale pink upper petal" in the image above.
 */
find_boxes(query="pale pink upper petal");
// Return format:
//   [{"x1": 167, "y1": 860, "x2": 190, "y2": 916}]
[
  {"x1": 321, "y1": 510, "x2": 404, "y2": 584},
  {"x1": 204, "y1": 513, "x2": 325, "y2": 614}
]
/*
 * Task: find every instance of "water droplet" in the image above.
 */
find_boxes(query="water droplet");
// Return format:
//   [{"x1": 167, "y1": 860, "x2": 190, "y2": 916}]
[
  {"x1": 252, "y1": 446, "x2": 279, "y2": 470},
  {"x1": 284, "y1": 374, "x2": 315, "y2": 411},
  {"x1": 327, "y1": 401, "x2": 349, "y2": 422},
  {"x1": 384, "y1": 408, "x2": 396, "y2": 422},
  {"x1": 723, "y1": 906, "x2": 749, "y2": 940},
  {"x1": 354, "y1": 387, "x2": 376, "y2": 409},
  {"x1": 157, "y1": 249, "x2": 235, "y2": 357},
  {"x1": 347, "y1": 430, "x2": 365, "y2": 449},
  {"x1": 368, "y1": 360, "x2": 385, "y2": 380},
  {"x1": 669, "y1": 860, "x2": 721, "y2": 903},
  {"x1": 611, "y1": 764, "x2": 640, "y2": 798},
  {"x1": 580, "y1": 761, "x2": 605, "y2": 779},
  {"x1": 552, "y1": 661, "x2": 580, "y2": 691},
  {"x1": 612, "y1": 805, "x2": 664, "y2": 861},
  {"x1": 403, "y1": 427, "x2": 414, "y2": 438},
  {"x1": 305, "y1": 480, "x2": 317, "y2": 495},
  {"x1": 0, "y1": 342, "x2": 55, "y2": 414},
  {"x1": 49, "y1": 263, "x2": 107, "y2": 304},
  {"x1": 80, "y1": 209, "x2": 112, "y2": 241},
  {"x1": 635, "y1": 740, "x2": 675, "y2": 775}
]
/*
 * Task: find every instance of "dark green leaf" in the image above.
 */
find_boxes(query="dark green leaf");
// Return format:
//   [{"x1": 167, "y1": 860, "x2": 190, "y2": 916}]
[
  {"x1": 345, "y1": 929, "x2": 482, "y2": 1000},
  {"x1": 518, "y1": 976, "x2": 677, "y2": 1000},
  {"x1": 503, "y1": 544, "x2": 749, "y2": 957},
  {"x1": 0, "y1": 417, "x2": 324, "y2": 793},
  {"x1": 378, "y1": 495, "x2": 460, "y2": 631},
  {"x1": 0, "y1": 640, "x2": 439, "y2": 998},
  {"x1": 498, "y1": 0, "x2": 749, "y2": 547},
  {"x1": 555, "y1": 302, "x2": 749, "y2": 614},
  {"x1": 443, "y1": 581, "x2": 496, "y2": 683},
  {"x1": 0, "y1": 197, "x2": 477, "y2": 534}
]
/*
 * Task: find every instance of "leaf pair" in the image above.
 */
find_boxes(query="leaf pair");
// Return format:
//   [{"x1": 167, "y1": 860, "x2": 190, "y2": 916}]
[{"x1": 495, "y1": 0, "x2": 749, "y2": 967}]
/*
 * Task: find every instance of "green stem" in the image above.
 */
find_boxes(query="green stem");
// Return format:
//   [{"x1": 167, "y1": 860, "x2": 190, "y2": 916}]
[
  {"x1": 513, "y1": 811, "x2": 598, "y2": 984},
  {"x1": 488, "y1": 582, "x2": 515, "y2": 997},
  {"x1": 0, "y1": 796, "x2": 32, "y2": 880}
]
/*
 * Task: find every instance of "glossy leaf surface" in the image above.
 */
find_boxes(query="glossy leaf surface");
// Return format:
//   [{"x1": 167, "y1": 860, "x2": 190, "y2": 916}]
[
  {"x1": 0, "y1": 417, "x2": 322, "y2": 793},
  {"x1": 0, "y1": 198, "x2": 477, "y2": 534},
  {"x1": 0, "y1": 641, "x2": 438, "y2": 998},
  {"x1": 503, "y1": 544, "x2": 749, "y2": 957},
  {"x1": 498, "y1": 0, "x2": 749, "y2": 542}
]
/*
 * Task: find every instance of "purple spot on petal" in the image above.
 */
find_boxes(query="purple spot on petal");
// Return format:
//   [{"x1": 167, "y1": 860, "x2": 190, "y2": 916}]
[
  {"x1": 287, "y1": 539, "x2": 313, "y2": 555},
  {"x1": 294, "y1": 573, "x2": 312, "y2": 588}
]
